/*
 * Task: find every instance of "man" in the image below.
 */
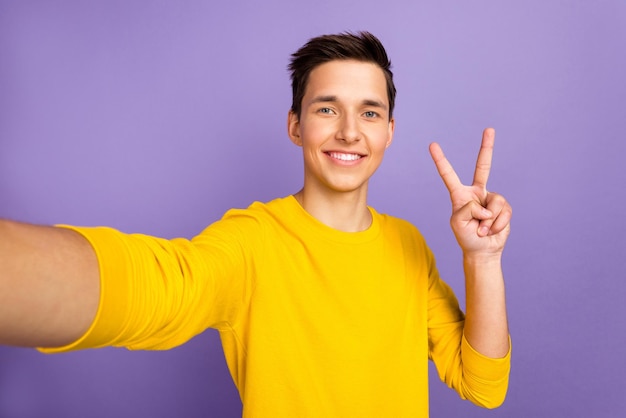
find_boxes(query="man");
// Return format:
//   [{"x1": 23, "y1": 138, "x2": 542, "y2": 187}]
[{"x1": 0, "y1": 32, "x2": 511, "y2": 416}]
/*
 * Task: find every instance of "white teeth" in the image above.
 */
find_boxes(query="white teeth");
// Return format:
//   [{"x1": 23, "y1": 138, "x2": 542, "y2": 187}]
[{"x1": 329, "y1": 152, "x2": 361, "y2": 161}]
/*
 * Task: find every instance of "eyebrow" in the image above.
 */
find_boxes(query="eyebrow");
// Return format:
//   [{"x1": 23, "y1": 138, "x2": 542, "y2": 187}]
[{"x1": 310, "y1": 95, "x2": 388, "y2": 111}]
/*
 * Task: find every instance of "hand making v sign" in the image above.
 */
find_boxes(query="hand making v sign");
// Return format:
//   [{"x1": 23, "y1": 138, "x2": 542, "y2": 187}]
[
  {"x1": 430, "y1": 127, "x2": 512, "y2": 359},
  {"x1": 429, "y1": 128, "x2": 512, "y2": 257}
]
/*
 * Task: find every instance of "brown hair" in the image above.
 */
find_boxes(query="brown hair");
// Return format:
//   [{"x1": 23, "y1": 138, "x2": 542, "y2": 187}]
[{"x1": 288, "y1": 31, "x2": 396, "y2": 120}]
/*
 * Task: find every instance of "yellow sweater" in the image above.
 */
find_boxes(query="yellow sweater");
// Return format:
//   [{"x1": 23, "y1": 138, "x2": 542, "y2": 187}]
[{"x1": 43, "y1": 196, "x2": 510, "y2": 417}]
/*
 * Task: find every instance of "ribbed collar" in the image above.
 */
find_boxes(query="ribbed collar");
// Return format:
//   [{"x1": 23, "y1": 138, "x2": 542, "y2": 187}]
[{"x1": 275, "y1": 195, "x2": 382, "y2": 245}]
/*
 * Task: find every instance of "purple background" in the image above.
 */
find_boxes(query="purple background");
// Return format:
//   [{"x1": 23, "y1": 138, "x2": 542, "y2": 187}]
[{"x1": 1, "y1": 1, "x2": 625, "y2": 417}]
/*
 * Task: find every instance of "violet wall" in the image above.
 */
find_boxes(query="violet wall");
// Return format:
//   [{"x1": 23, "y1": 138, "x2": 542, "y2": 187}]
[{"x1": 1, "y1": 1, "x2": 625, "y2": 417}]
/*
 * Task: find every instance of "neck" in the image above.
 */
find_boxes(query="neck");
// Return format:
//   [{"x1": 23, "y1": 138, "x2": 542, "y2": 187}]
[{"x1": 293, "y1": 187, "x2": 372, "y2": 233}]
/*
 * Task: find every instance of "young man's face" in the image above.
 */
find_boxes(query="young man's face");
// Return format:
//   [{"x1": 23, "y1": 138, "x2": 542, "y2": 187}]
[{"x1": 288, "y1": 59, "x2": 395, "y2": 198}]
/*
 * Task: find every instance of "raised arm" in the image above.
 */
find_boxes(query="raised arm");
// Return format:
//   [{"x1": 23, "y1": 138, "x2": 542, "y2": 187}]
[
  {"x1": 0, "y1": 220, "x2": 99, "y2": 348},
  {"x1": 429, "y1": 128, "x2": 512, "y2": 358}
]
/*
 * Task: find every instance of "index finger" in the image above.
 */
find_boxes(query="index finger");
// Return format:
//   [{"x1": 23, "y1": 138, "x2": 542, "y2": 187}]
[
  {"x1": 473, "y1": 128, "x2": 495, "y2": 189},
  {"x1": 429, "y1": 142, "x2": 463, "y2": 194}
]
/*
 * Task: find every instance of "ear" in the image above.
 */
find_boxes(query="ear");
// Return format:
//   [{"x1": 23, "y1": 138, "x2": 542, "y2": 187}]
[
  {"x1": 287, "y1": 111, "x2": 303, "y2": 146},
  {"x1": 385, "y1": 117, "x2": 395, "y2": 149}
]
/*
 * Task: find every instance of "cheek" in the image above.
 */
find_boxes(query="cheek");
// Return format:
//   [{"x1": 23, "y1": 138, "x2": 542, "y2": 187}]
[
  {"x1": 373, "y1": 131, "x2": 392, "y2": 152},
  {"x1": 302, "y1": 122, "x2": 334, "y2": 145}
]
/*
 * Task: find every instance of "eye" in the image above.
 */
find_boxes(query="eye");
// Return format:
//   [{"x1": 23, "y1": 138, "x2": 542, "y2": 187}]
[
  {"x1": 318, "y1": 107, "x2": 335, "y2": 115},
  {"x1": 363, "y1": 110, "x2": 379, "y2": 118}
]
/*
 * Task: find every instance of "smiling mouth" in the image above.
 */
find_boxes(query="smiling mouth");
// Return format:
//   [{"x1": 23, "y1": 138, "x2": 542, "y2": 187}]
[{"x1": 327, "y1": 152, "x2": 364, "y2": 161}]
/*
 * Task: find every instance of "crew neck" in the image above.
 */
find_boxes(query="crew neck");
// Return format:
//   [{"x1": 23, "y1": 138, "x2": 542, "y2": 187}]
[{"x1": 281, "y1": 195, "x2": 381, "y2": 244}]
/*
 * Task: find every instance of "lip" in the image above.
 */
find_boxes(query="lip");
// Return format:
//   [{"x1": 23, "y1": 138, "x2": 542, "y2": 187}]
[{"x1": 324, "y1": 151, "x2": 367, "y2": 165}]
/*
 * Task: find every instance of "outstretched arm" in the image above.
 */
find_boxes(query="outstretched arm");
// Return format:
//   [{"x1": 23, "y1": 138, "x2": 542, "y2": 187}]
[
  {"x1": 0, "y1": 220, "x2": 99, "y2": 347},
  {"x1": 429, "y1": 128, "x2": 511, "y2": 358}
]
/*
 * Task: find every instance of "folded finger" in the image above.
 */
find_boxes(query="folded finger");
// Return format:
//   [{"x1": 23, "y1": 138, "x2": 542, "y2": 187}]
[
  {"x1": 481, "y1": 193, "x2": 511, "y2": 236},
  {"x1": 488, "y1": 203, "x2": 512, "y2": 236}
]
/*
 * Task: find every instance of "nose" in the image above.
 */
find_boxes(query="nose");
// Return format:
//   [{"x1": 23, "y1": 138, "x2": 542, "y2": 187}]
[{"x1": 336, "y1": 114, "x2": 361, "y2": 143}]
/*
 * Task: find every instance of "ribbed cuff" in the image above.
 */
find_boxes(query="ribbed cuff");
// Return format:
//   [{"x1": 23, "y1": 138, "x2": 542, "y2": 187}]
[{"x1": 38, "y1": 226, "x2": 131, "y2": 353}]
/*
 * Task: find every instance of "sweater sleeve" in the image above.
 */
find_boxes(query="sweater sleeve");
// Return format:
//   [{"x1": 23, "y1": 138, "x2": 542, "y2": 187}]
[
  {"x1": 426, "y1": 251, "x2": 511, "y2": 409},
  {"x1": 39, "y1": 211, "x2": 261, "y2": 353}
]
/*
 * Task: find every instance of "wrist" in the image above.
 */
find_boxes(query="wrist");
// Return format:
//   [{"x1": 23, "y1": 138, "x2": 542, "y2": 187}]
[{"x1": 463, "y1": 250, "x2": 503, "y2": 266}]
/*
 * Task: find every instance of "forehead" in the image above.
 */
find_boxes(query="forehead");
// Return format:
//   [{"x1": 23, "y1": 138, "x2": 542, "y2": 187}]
[{"x1": 304, "y1": 60, "x2": 388, "y2": 104}]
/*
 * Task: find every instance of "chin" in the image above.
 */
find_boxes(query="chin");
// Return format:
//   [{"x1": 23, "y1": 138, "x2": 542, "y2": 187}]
[{"x1": 326, "y1": 181, "x2": 369, "y2": 195}]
